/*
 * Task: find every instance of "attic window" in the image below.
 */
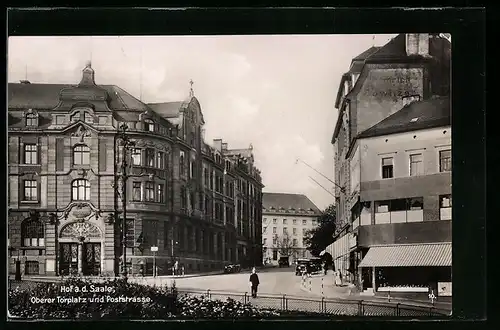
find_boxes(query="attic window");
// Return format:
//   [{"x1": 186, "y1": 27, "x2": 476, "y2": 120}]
[
  {"x1": 410, "y1": 117, "x2": 419, "y2": 123},
  {"x1": 144, "y1": 119, "x2": 155, "y2": 132},
  {"x1": 403, "y1": 95, "x2": 421, "y2": 107},
  {"x1": 84, "y1": 112, "x2": 94, "y2": 124},
  {"x1": 26, "y1": 112, "x2": 38, "y2": 127}
]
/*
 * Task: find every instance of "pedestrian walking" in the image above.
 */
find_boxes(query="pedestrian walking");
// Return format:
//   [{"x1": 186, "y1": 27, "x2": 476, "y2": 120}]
[
  {"x1": 323, "y1": 262, "x2": 328, "y2": 275},
  {"x1": 249, "y1": 267, "x2": 260, "y2": 298},
  {"x1": 335, "y1": 270, "x2": 342, "y2": 286},
  {"x1": 174, "y1": 260, "x2": 179, "y2": 276}
]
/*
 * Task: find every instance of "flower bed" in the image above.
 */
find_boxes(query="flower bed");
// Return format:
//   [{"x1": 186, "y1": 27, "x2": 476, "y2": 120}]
[{"x1": 9, "y1": 278, "x2": 334, "y2": 319}]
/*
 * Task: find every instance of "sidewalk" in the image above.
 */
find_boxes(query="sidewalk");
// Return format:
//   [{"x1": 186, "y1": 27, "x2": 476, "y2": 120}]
[
  {"x1": 14, "y1": 270, "x2": 225, "y2": 283},
  {"x1": 300, "y1": 274, "x2": 452, "y2": 312}
]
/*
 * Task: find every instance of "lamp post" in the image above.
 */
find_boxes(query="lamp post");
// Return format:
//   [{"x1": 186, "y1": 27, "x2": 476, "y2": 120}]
[{"x1": 115, "y1": 124, "x2": 136, "y2": 279}]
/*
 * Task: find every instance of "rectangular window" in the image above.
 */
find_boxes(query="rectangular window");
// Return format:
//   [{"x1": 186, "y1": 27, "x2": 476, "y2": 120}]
[
  {"x1": 273, "y1": 227, "x2": 277, "y2": 234},
  {"x1": 24, "y1": 144, "x2": 38, "y2": 164},
  {"x1": 157, "y1": 184, "x2": 165, "y2": 203},
  {"x1": 132, "y1": 182, "x2": 142, "y2": 201},
  {"x1": 203, "y1": 168, "x2": 209, "y2": 186},
  {"x1": 283, "y1": 219, "x2": 287, "y2": 225},
  {"x1": 143, "y1": 220, "x2": 158, "y2": 247},
  {"x1": 180, "y1": 151, "x2": 185, "y2": 177},
  {"x1": 382, "y1": 157, "x2": 394, "y2": 178},
  {"x1": 263, "y1": 227, "x2": 267, "y2": 234},
  {"x1": 263, "y1": 238, "x2": 267, "y2": 245},
  {"x1": 156, "y1": 152, "x2": 164, "y2": 169},
  {"x1": 145, "y1": 182, "x2": 155, "y2": 202},
  {"x1": 283, "y1": 227, "x2": 288, "y2": 234},
  {"x1": 189, "y1": 161, "x2": 194, "y2": 179},
  {"x1": 84, "y1": 112, "x2": 94, "y2": 124},
  {"x1": 292, "y1": 228, "x2": 297, "y2": 235},
  {"x1": 146, "y1": 149, "x2": 155, "y2": 167},
  {"x1": 302, "y1": 228, "x2": 306, "y2": 235},
  {"x1": 375, "y1": 201, "x2": 390, "y2": 213},
  {"x1": 410, "y1": 153, "x2": 423, "y2": 176},
  {"x1": 302, "y1": 220, "x2": 307, "y2": 225},
  {"x1": 56, "y1": 115, "x2": 65, "y2": 125},
  {"x1": 23, "y1": 180, "x2": 38, "y2": 201},
  {"x1": 145, "y1": 120, "x2": 155, "y2": 132},
  {"x1": 312, "y1": 219, "x2": 317, "y2": 226},
  {"x1": 440, "y1": 195, "x2": 452, "y2": 220},
  {"x1": 439, "y1": 150, "x2": 452, "y2": 172},
  {"x1": 132, "y1": 148, "x2": 142, "y2": 166},
  {"x1": 181, "y1": 187, "x2": 187, "y2": 209},
  {"x1": 293, "y1": 219, "x2": 297, "y2": 225},
  {"x1": 293, "y1": 238, "x2": 298, "y2": 246},
  {"x1": 273, "y1": 250, "x2": 278, "y2": 260},
  {"x1": 273, "y1": 219, "x2": 277, "y2": 224}
]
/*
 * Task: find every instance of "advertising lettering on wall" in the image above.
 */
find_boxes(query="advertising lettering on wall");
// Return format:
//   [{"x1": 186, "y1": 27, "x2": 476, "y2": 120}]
[{"x1": 361, "y1": 68, "x2": 424, "y2": 101}]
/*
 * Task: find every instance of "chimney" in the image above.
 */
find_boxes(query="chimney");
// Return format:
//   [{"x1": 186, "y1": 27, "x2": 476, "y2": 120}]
[
  {"x1": 221, "y1": 143, "x2": 228, "y2": 150},
  {"x1": 79, "y1": 61, "x2": 96, "y2": 85},
  {"x1": 20, "y1": 80, "x2": 31, "y2": 84},
  {"x1": 213, "y1": 139, "x2": 223, "y2": 151},
  {"x1": 406, "y1": 34, "x2": 429, "y2": 56}
]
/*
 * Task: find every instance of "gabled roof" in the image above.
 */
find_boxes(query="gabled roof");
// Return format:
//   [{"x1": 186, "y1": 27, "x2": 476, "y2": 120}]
[
  {"x1": 357, "y1": 96, "x2": 450, "y2": 139},
  {"x1": 8, "y1": 82, "x2": 149, "y2": 111},
  {"x1": 262, "y1": 193, "x2": 321, "y2": 214}
]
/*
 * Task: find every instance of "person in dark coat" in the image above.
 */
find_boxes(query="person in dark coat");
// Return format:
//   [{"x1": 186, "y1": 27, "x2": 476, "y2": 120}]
[{"x1": 249, "y1": 267, "x2": 260, "y2": 298}]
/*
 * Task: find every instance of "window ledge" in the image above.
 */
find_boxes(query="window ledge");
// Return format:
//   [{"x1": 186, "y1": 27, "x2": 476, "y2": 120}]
[
  {"x1": 19, "y1": 164, "x2": 41, "y2": 167},
  {"x1": 19, "y1": 246, "x2": 46, "y2": 250},
  {"x1": 20, "y1": 200, "x2": 39, "y2": 204}
]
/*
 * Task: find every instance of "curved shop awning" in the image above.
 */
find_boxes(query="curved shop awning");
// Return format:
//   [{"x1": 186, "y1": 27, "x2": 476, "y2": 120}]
[{"x1": 358, "y1": 242, "x2": 452, "y2": 268}]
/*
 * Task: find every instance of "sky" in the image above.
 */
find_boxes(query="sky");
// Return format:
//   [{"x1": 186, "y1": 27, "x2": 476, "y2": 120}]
[{"x1": 8, "y1": 34, "x2": 397, "y2": 210}]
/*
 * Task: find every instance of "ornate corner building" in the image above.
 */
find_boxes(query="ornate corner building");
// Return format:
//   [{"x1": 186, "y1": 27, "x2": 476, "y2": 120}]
[{"x1": 8, "y1": 63, "x2": 263, "y2": 277}]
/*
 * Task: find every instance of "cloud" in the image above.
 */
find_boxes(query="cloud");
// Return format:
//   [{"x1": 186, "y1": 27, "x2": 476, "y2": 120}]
[{"x1": 228, "y1": 95, "x2": 260, "y2": 118}]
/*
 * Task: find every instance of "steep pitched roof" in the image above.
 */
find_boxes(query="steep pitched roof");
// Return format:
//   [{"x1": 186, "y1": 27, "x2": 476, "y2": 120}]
[
  {"x1": 148, "y1": 102, "x2": 185, "y2": 118},
  {"x1": 357, "y1": 96, "x2": 450, "y2": 139},
  {"x1": 8, "y1": 82, "x2": 149, "y2": 111},
  {"x1": 365, "y1": 34, "x2": 407, "y2": 61},
  {"x1": 262, "y1": 193, "x2": 321, "y2": 213},
  {"x1": 352, "y1": 46, "x2": 381, "y2": 61}
]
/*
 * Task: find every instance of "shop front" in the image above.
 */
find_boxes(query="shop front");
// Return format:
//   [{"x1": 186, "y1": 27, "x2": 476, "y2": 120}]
[{"x1": 358, "y1": 242, "x2": 452, "y2": 296}]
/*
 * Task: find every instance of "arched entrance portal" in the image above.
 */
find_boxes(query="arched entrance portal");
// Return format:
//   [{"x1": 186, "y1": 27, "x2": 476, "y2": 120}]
[{"x1": 59, "y1": 222, "x2": 102, "y2": 276}]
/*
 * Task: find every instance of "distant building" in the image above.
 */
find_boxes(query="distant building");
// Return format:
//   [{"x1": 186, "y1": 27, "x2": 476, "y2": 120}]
[
  {"x1": 262, "y1": 193, "x2": 321, "y2": 265},
  {"x1": 328, "y1": 33, "x2": 451, "y2": 297},
  {"x1": 7, "y1": 62, "x2": 263, "y2": 277}
]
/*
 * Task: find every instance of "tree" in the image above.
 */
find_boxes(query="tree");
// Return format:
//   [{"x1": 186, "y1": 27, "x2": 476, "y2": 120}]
[
  {"x1": 303, "y1": 203, "x2": 341, "y2": 257},
  {"x1": 273, "y1": 232, "x2": 297, "y2": 258}
]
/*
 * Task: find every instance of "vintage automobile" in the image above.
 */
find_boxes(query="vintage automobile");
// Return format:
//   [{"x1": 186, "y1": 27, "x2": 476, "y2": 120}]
[
  {"x1": 224, "y1": 264, "x2": 241, "y2": 273},
  {"x1": 278, "y1": 256, "x2": 290, "y2": 268},
  {"x1": 295, "y1": 258, "x2": 309, "y2": 276}
]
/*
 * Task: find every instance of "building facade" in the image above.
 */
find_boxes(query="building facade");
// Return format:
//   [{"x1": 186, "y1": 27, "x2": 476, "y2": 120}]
[
  {"x1": 7, "y1": 63, "x2": 263, "y2": 277},
  {"x1": 262, "y1": 193, "x2": 321, "y2": 265},
  {"x1": 328, "y1": 33, "x2": 451, "y2": 296}
]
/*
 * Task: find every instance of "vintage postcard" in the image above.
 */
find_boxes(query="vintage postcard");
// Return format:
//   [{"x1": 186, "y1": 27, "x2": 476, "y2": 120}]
[{"x1": 7, "y1": 30, "x2": 452, "y2": 320}]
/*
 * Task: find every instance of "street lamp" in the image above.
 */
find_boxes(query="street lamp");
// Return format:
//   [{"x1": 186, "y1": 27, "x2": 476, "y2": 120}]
[{"x1": 114, "y1": 124, "x2": 136, "y2": 279}]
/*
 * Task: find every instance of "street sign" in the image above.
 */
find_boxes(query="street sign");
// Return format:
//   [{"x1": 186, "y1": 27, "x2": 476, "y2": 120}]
[{"x1": 150, "y1": 246, "x2": 158, "y2": 252}]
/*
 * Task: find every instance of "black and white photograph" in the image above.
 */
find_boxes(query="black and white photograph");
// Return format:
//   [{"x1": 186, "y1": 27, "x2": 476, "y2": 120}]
[{"x1": 7, "y1": 25, "x2": 455, "y2": 320}]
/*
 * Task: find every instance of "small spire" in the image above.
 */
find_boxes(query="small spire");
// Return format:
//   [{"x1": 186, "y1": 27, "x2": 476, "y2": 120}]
[
  {"x1": 80, "y1": 60, "x2": 95, "y2": 85},
  {"x1": 372, "y1": 35, "x2": 375, "y2": 47},
  {"x1": 189, "y1": 79, "x2": 194, "y2": 98}
]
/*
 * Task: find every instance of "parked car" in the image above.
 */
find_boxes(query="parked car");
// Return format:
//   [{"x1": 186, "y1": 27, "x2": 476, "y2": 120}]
[
  {"x1": 308, "y1": 258, "x2": 323, "y2": 273},
  {"x1": 295, "y1": 258, "x2": 309, "y2": 275},
  {"x1": 278, "y1": 256, "x2": 290, "y2": 268},
  {"x1": 224, "y1": 264, "x2": 241, "y2": 273}
]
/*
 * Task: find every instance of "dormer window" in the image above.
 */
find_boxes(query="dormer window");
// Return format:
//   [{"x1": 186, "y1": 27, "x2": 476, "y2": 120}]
[
  {"x1": 84, "y1": 112, "x2": 94, "y2": 124},
  {"x1": 26, "y1": 112, "x2": 38, "y2": 127},
  {"x1": 70, "y1": 113, "x2": 80, "y2": 123},
  {"x1": 145, "y1": 119, "x2": 155, "y2": 132}
]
